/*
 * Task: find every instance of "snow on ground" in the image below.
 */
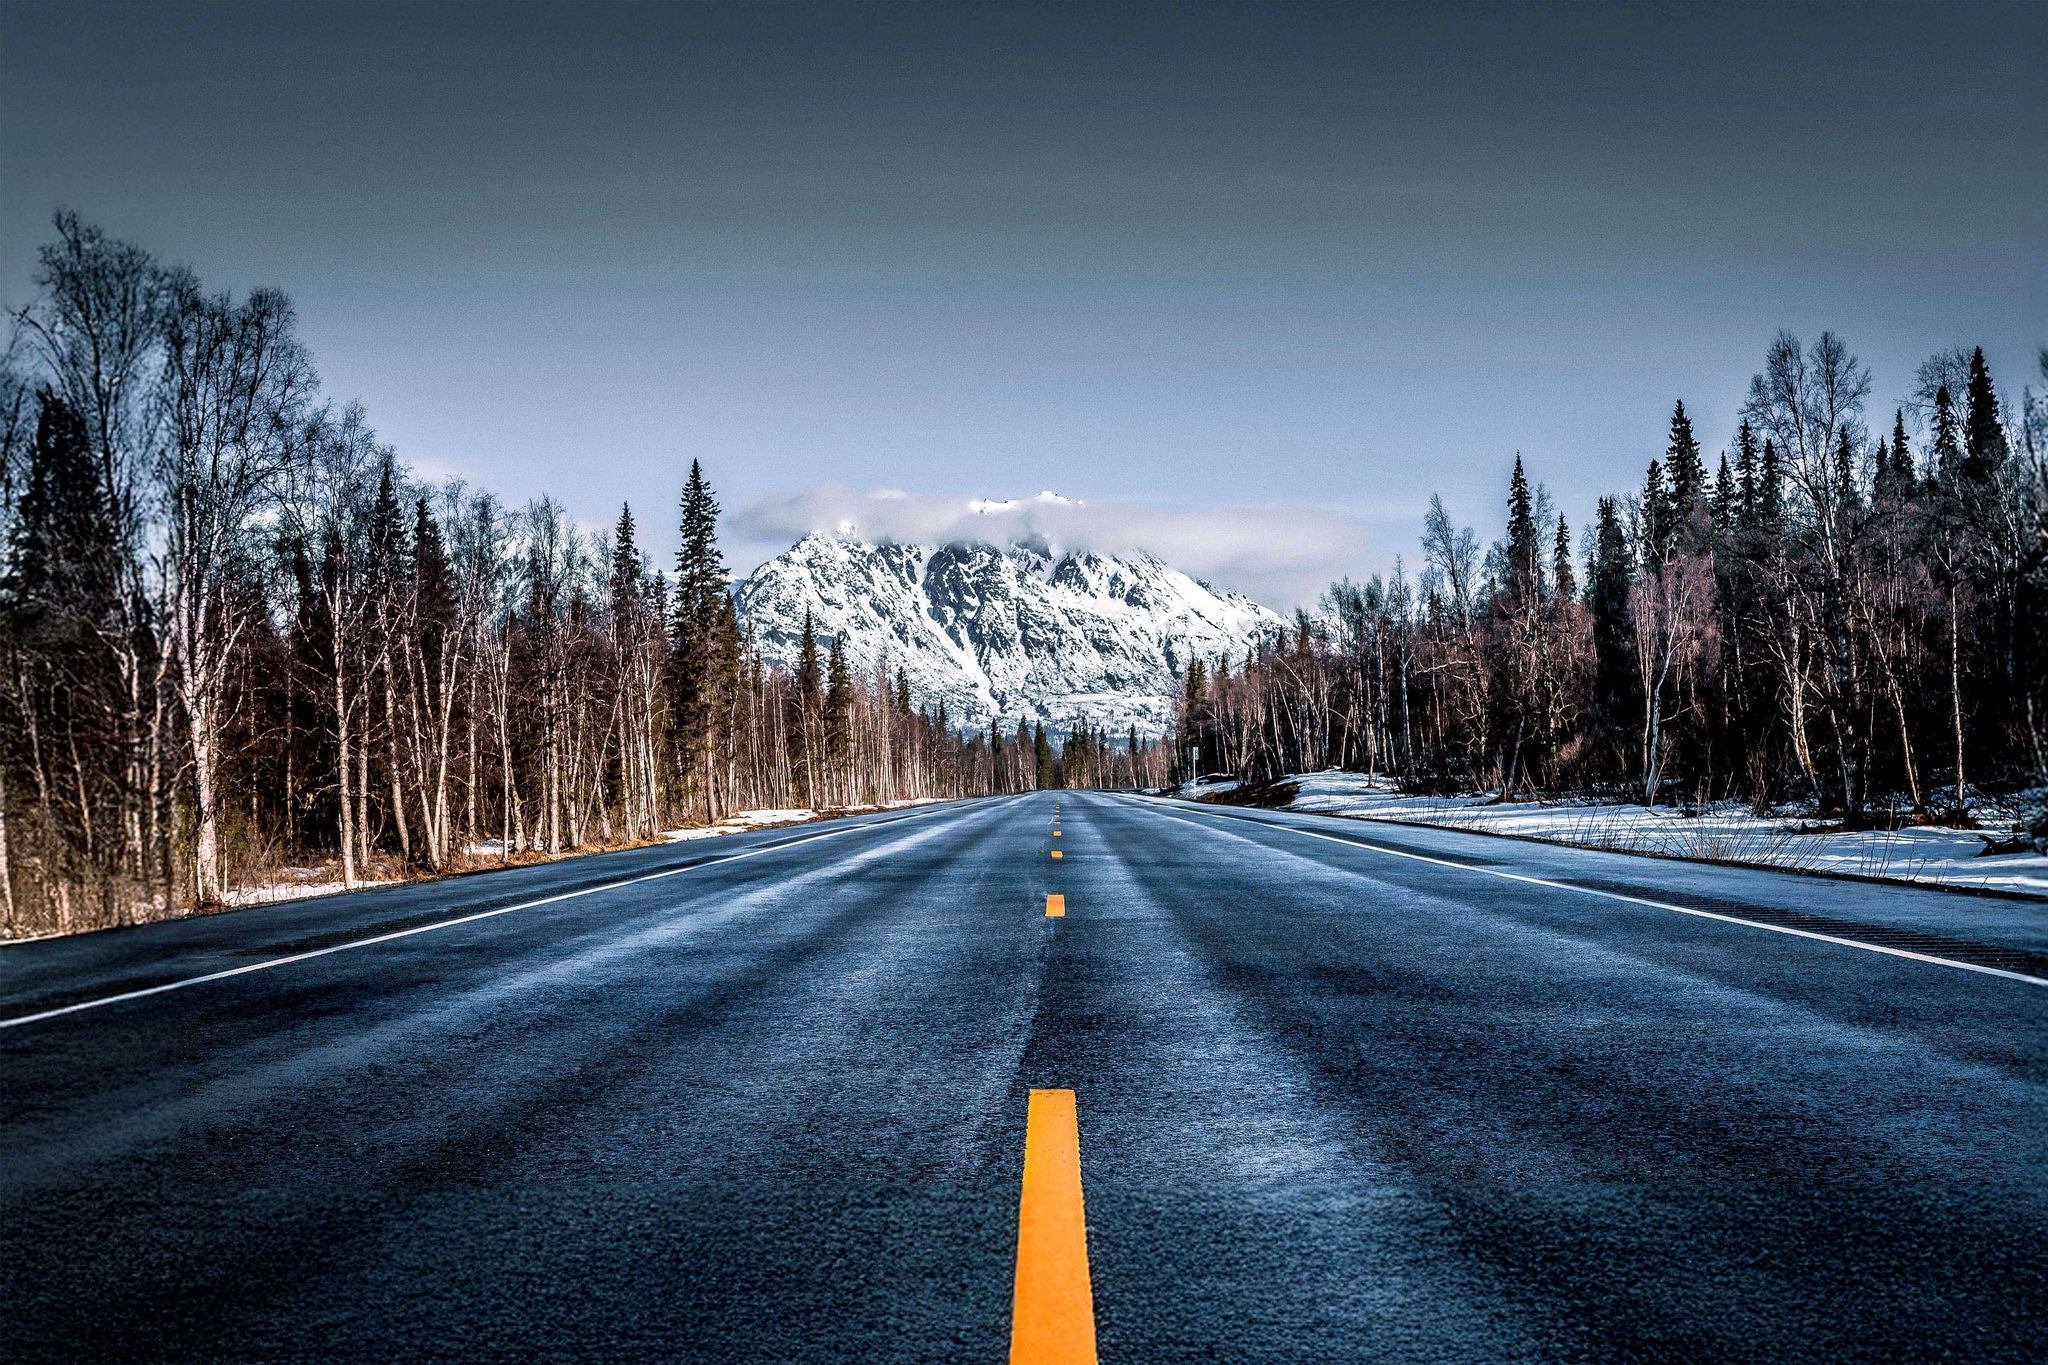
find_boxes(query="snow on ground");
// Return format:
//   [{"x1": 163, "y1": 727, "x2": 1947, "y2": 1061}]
[
  {"x1": 222, "y1": 872, "x2": 400, "y2": 906},
  {"x1": 663, "y1": 799, "x2": 940, "y2": 843},
  {"x1": 1209, "y1": 770, "x2": 2048, "y2": 898},
  {"x1": 1177, "y1": 776, "x2": 1242, "y2": 799},
  {"x1": 214, "y1": 801, "x2": 944, "y2": 905}
]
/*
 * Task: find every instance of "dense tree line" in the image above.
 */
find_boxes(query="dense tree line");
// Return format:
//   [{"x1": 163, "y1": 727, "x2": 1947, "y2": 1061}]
[
  {"x1": 0, "y1": 216, "x2": 1159, "y2": 938},
  {"x1": 1176, "y1": 333, "x2": 2048, "y2": 834},
  {"x1": 10, "y1": 217, "x2": 2036, "y2": 934}
]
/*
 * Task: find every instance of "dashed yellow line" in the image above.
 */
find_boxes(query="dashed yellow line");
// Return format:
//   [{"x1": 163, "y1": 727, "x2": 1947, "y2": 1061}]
[
  {"x1": 1045, "y1": 894, "x2": 1065, "y2": 917},
  {"x1": 1051, "y1": 849, "x2": 1063, "y2": 859},
  {"x1": 1010, "y1": 1089, "x2": 1097, "y2": 1365}
]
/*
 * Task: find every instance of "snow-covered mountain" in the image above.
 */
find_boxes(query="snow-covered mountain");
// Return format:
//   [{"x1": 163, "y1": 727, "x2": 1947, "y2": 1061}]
[{"x1": 734, "y1": 531, "x2": 1287, "y2": 736}]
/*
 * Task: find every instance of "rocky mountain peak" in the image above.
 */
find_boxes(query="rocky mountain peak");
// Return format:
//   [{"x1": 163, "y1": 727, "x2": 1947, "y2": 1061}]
[{"x1": 734, "y1": 531, "x2": 1284, "y2": 737}]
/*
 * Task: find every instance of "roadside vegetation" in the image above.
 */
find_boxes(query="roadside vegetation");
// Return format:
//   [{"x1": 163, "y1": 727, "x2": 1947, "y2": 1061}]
[
  {"x1": 0, "y1": 215, "x2": 1151, "y2": 938},
  {"x1": 1172, "y1": 336, "x2": 2048, "y2": 854}
]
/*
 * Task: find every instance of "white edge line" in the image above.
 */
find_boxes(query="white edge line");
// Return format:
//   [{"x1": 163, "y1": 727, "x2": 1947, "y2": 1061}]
[
  {"x1": 1124, "y1": 795, "x2": 2048, "y2": 989},
  {"x1": 0, "y1": 798, "x2": 999, "y2": 1031}
]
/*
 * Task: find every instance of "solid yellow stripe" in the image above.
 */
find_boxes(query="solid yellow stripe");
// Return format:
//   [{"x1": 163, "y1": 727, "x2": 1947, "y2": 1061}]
[
  {"x1": 1010, "y1": 1089, "x2": 1097, "y2": 1365},
  {"x1": 1045, "y1": 894, "x2": 1065, "y2": 917}
]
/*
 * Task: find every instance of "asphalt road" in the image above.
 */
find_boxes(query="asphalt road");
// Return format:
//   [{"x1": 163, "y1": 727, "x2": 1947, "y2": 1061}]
[{"x1": 3, "y1": 791, "x2": 2044, "y2": 1363}]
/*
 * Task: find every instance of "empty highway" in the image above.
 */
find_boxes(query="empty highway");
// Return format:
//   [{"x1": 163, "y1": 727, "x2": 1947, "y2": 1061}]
[{"x1": 3, "y1": 792, "x2": 2044, "y2": 1362}]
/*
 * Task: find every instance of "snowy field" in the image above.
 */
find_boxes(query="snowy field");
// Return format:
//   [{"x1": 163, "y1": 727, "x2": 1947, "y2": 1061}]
[{"x1": 1184, "y1": 770, "x2": 2048, "y2": 899}]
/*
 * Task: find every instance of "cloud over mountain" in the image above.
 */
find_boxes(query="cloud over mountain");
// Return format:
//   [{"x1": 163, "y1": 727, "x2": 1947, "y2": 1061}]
[{"x1": 730, "y1": 486, "x2": 1398, "y2": 610}]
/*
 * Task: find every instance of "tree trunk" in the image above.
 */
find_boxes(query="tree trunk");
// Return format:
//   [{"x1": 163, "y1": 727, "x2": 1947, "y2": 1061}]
[
  {"x1": 1951, "y1": 585, "x2": 1966, "y2": 814},
  {"x1": 190, "y1": 690, "x2": 222, "y2": 903},
  {"x1": 336, "y1": 673, "x2": 357, "y2": 890},
  {"x1": 0, "y1": 758, "x2": 15, "y2": 934}
]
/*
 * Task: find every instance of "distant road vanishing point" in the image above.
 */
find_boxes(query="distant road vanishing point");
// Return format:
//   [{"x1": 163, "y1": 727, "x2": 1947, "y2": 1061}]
[{"x1": 3, "y1": 792, "x2": 2044, "y2": 1362}]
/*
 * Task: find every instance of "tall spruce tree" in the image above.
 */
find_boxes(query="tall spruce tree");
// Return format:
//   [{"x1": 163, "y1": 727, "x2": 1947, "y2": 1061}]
[
  {"x1": 1890, "y1": 409, "x2": 1915, "y2": 494},
  {"x1": 1962, "y1": 347, "x2": 2006, "y2": 480},
  {"x1": 671, "y1": 462, "x2": 730, "y2": 808},
  {"x1": 824, "y1": 634, "x2": 853, "y2": 773},
  {"x1": 674, "y1": 461, "x2": 727, "y2": 630},
  {"x1": 794, "y1": 608, "x2": 821, "y2": 712},
  {"x1": 1711, "y1": 455, "x2": 1737, "y2": 527},
  {"x1": 0, "y1": 389, "x2": 113, "y2": 621},
  {"x1": 1641, "y1": 459, "x2": 1670, "y2": 563},
  {"x1": 1504, "y1": 455, "x2": 1539, "y2": 602},
  {"x1": 1589, "y1": 496, "x2": 1638, "y2": 771},
  {"x1": 1758, "y1": 439, "x2": 1785, "y2": 527},
  {"x1": 1929, "y1": 385, "x2": 1963, "y2": 477},
  {"x1": 414, "y1": 497, "x2": 453, "y2": 652},
  {"x1": 1552, "y1": 515, "x2": 1575, "y2": 602},
  {"x1": 1665, "y1": 400, "x2": 1706, "y2": 523},
  {"x1": 609, "y1": 504, "x2": 641, "y2": 617},
  {"x1": 367, "y1": 459, "x2": 408, "y2": 589},
  {"x1": 1734, "y1": 421, "x2": 1760, "y2": 527},
  {"x1": 790, "y1": 608, "x2": 823, "y2": 806}
]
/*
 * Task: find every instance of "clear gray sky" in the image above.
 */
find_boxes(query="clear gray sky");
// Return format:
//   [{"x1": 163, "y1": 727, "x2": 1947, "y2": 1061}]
[{"x1": 3, "y1": 0, "x2": 2042, "y2": 605}]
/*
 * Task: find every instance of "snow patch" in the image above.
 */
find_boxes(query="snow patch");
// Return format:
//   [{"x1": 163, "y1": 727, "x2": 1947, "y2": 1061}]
[
  {"x1": 1203, "y1": 771, "x2": 2048, "y2": 898},
  {"x1": 222, "y1": 873, "x2": 400, "y2": 906}
]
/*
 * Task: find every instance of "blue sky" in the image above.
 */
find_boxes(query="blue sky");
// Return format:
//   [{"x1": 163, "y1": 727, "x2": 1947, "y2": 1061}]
[{"x1": 3, "y1": 0, "x2": 2041, "y2": 605}]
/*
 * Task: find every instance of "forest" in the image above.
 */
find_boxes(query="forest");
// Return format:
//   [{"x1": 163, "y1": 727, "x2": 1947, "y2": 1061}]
[
  {"x1": 4, "y1": 214, "x2": 2043, "y2": 938},
  {"x1": 1176, "y1": 338, "x2": 2048, "y2": 843},
  {"x1": 0, "y1": 216, "x2": 1156, "y2": 938}
]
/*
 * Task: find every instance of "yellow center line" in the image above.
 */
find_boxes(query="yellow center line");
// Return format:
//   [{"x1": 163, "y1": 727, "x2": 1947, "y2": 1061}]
[
  {"x1": 1053, "y1": 830, "x2": 1061, "y2": 837},
  {"x1": 1010, "y1": 1089, "x2": 1097, "y2": 1365},
  {"x1": 1051, "y1": 849, "x2": 1062, "y2": 859},
  {"x1": 1045, "y1": 894, "x2": 1065, "y2": 917}
]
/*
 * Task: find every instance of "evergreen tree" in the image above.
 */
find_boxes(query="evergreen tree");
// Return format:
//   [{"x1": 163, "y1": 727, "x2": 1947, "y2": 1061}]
[
  {"x1": 1734, "y1": 421, "x2": 1760, "y2": 528},
  {"x1": 609, "y1": 504, "x2": 641, "y2": 618},
  {"x1": 367, "y1": 458, "x2": 408, "y2": 587},
  {"x1": 1930, "y1": 385, "x2": 1963, "y2": 477},
  {"x1": 1963, "y1": 346, "x2": 2006, "y2": 480},
  {"x1": 824, "y1": 634, "x2": 853, "y2": 780},
  {"x1": 1641, "y1": 459, "x2": 1670, "y2": 562},
  {"x1": 794, "y1": 608, "x2": 821, "y2": 714},
  {"x1": 673, "y1": 461, "x2": 727, "y2": 631},
  {"x1": 1891, "y1": 409, "x2": 1915, "y2": 494},
  {"x1": 1711, "y1": 455, "x2": 1737, "y2": 528},
  {"x1": 1552, "y1": 515, "x2": 1575, "y2": 602},
  {"x1": 1033, "y1": 722, "x2": 1054, "y2": 790},
  {"x1": 711, "y1": 592, "x2": 742, "y2": 726},
  {"x1": 1504, "y1": 454, "x2": 1539, "y2": 601},
  {"x1": 1758, "y1": 439, "x2": 1784, "y2": 528},
  {"x1": 0, "y1": 389, "x2": 112, "y2": 620},
  {"x1": 413, "y1": 495, "x2": 454, "y2": 662},
  {"x1": 1833, "y1": 429, "x2": 1858, "y2": 511},
  {"x1": 1589, "y1": 496, "x2": 1637, "y2": 767},
  {"x1": 671, "y1": 462, "x2": 730, "y2": 805},
  {"x1": 1665, "y1": 399, "x2": 1706, "y2": 520}
]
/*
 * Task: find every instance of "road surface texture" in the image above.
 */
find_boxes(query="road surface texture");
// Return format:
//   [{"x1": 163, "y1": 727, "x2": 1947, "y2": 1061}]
[{"x1": 3, "y1": 791, "x2": 2044, "y2": 1362}]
